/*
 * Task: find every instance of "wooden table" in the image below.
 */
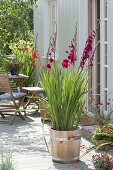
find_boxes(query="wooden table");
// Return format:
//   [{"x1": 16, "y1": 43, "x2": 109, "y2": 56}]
[
  {"x1": 8, "y1": 74, "x2": 29, "y2": 92},
  {"x1": 22, "y1": 86, "x2": 44, "y2": 115}
]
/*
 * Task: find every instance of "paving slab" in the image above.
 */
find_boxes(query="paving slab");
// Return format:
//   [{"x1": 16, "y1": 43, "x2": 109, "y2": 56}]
[{"x1": 0, "y1": 114, "x2": 96, "y2": 170}]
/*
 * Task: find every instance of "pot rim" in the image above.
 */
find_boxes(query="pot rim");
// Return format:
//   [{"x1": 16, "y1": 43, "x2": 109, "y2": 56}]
[{"x1": 50, "y1": 126, "x2": 82, "y2": 132}]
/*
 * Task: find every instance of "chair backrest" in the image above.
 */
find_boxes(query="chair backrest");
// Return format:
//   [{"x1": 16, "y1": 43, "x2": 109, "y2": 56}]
[{"x1": 0, "y1": 73, "x2": 12, "y2": 93}]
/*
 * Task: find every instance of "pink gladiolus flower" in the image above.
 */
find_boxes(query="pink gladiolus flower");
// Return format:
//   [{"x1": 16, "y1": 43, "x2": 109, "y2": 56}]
[
  {"x1": 80, "y1": 61, "x2": 85, "y2": 68},
  {"x1": 66, "y1": 42, "x2": 77, "y2": 64},
  {"x1": 46, "y1": 63, "x2": 51, "y2": 70},
  {"x1": 68, "y1": 54, "x2": 74, "y2": 63},
  {"x1": 49, "y1": 58, "x2": 54, "y2": 63},
  {"x1": 80, "y1": 30, "x2": 96, "y2": 68},
  {"x1": 62, "y1": 59, "x2": 69, "y2": 68}
]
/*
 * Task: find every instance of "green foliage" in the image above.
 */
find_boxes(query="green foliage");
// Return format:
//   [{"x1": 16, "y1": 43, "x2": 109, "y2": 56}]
[
  {"x1": 9, "y1": 40, "x2": 35, "y2": 86},
  {"x1": 0, "y1": 0, "x2": 34, "y2": 54},
  {"x1": 0, "y1": 55, "x2": 8, "y2": 72},
  {"x1": 0, "y1": 152, "x2": 14, "y2": 170},
  {"x1": 92, "y1": 123, "x2": 113, "y2": 144},
  {"x1": 41, "y1": 64, "x2": 88, "y2": 131}
]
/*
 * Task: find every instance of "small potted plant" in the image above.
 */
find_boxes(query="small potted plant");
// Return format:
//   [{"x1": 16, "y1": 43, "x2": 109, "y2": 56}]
[
  {"x1": 92, "y1": 123, "x2": 113, "y2": 149},
  {"x1": 40, "y1": 25, "x2": 99, "y2": 163},
  {"x1": 6, "y1": 60, "x2": 22, "y2": 75},
  {"x1": 89, "y1": 98, "x2": 113, "y2": 148},
  {"x1": 92, "y1": 153, "x2": 113, "y2": 170},
  {"x1": 9, "y1": 40, "x2": 36, "y2": 86}
]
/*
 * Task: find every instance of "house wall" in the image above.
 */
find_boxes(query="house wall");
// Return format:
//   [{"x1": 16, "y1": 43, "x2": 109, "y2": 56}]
[
  {"x1": 34, "y1": 0, "x2": 88, "y2": 63},
  {"x1": 34, "y1": 0, "x2": 113, "y2": 114},
  {"x1": 78, "y1": 0, "x2": 88, "y2": 62},
  {"x1": 58, "y1": 0, "x2": 79, "y2": 62}
]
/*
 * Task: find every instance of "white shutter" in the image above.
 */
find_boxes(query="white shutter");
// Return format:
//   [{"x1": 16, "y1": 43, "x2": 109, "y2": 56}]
[
  {"x1": 100, "y1": 0, "x2": 108, "y2": 108},
  {"x1": 88, "y1": 0, "x2": 108, "y2": 108}
]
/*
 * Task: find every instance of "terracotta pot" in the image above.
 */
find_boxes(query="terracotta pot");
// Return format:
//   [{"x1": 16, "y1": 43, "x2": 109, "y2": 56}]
[
  {"x1": 39, "y1": 100, "x2": 50, "y2": 121},
  {"x1": 50, "y1": 126, "x2": 82, "y2": 163}
]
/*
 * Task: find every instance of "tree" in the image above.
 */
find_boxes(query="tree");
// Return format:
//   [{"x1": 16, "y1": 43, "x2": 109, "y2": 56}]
[{"x1": 0, "y1": 0, "x2": 37, "y2": 54}]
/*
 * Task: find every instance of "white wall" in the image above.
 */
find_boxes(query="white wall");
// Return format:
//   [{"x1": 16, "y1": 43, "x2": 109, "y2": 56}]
[
  {"x1": 34, "y1": 0, "x2": 89, "y2": 64},
  {"x1": 34, "y1": 0, "x2": 49, "y2": 57},
  {"x1": 58, "y1": 0, "x2": 79, "y2": 62},
  {"x1": 79, "y1": 0, "x2": 88, "y2": 61}
]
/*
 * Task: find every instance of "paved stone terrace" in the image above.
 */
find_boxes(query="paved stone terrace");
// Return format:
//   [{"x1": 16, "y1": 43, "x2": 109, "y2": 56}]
[{"x1": 0, "y1": 113, "x2": 96, "y2": 170}]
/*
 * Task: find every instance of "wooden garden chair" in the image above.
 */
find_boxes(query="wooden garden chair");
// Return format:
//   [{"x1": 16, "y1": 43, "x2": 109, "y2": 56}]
[{"x1": 0, "y1": 73, "x2": 26, "y2": 124}]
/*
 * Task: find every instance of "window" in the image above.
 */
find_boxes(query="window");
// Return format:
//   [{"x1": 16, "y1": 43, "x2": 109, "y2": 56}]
[
  {"x1": 48, "y1": 0, "x2": 57, "y2": 36},
  {"x1": 41, "y1": 0, "x2": 57, "y2": 58}
]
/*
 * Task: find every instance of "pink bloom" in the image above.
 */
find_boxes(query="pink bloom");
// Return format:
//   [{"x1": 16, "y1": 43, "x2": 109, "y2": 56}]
[
  {"x1": 46, "y1": 63, "x2": 51, "y2": 70},
  {"x1": 80, "y1": 61, "x2": 85, "y2": 68},
  {"x1": 49, "y1": 58, "x2": 54, "y2": 63},
  {"x1": 68, "y1": 53, "x2": 75, "y2": 63},
  {"x1": 62, "y1": 59, "x2": 69, "y2": 68},
  {"x1": 80, "y1": 31, "x2": 96, "y2": 68},
  {"x1": 85, "y1": 44, "x2": 92, "y2": 52}
]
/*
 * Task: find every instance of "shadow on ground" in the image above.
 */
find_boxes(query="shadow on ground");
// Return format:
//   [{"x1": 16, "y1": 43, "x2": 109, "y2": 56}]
[{"x1": 53, "y1": 160, "x2": 94, "y2": 170}]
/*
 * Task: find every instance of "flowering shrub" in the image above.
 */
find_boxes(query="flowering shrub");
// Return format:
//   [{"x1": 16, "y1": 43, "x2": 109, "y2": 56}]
[
  {"x1": 41, "y1": 25, "x2": 98, "y2": 131},
  {"x1": 92, "y1": 153, "x2": 113, "y2": 170},
  {"x1": 9, "y1": 40, "x2": 37, "y2": 86}
]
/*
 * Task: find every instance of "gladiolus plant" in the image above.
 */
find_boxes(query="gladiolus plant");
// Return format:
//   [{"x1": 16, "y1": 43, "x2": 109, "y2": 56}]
[{"x1": 41, "y1": 25, "x2": 98, "y2": 131}]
